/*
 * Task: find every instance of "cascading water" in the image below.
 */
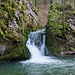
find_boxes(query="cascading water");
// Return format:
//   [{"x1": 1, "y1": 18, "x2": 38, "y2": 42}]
[
  {"x1": 0, "y1": 29, "x2": 75, "y2": 75},
  {"x1": 26, "y1": 29, "x2": 49, "y2": 57},
  {"x1": 22, "y1": 29, "x2": 61, "y2": 64}
]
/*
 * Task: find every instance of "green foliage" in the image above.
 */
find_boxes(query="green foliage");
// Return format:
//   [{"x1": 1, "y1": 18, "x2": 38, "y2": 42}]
[
  {"x1": 47, "y1": 3, "x2": 71, "y2": 36},
  {"x1": 70, "y1": 47, "x2": 75, "y2": 51},
  {"x1": 19, "y1": 3, "x2": 27, "y2": 10},
  {"x1": 0, "y1": 3, "x2": 5, "y2": 7},
  {"x1": 0, "y1": 0, "x2": 41, "y2": 61},
  {"x1": 54, "y1": 3, "x2": 74, "y2": 11},
  {"x1": 46, "y1": 2, "x2": 75, "y2": 55},
  {"x1": 0, "y1": 9, "x2": 6, "y2": 18},
  {"x1": 12, "y1": 0, "x2": 15, "y2": 8},
  {"x1": 14, "y1": 44, "x2": 29, "y2": 59},
  {"x1": 0, "y1": 53, "x2": 14, "y2": 61},
  {"x1": 24, "y1": 26, "x2": 32, "y2": 38},
  {"x1": 49, "y1": 46, "x2": 62, "y2": 54},
  {"x1": 46, "y1": 20, "x2": 63, "y2": 36},
  {"x1": 0, "y1": 19, "x2": 8, "y2": 39},
  {"x1": 20, "y1": 10, "x2": 25, "y2": 16},
  {"x1": 49, "y1": 4, "x2": 55, "y2": 11},
  {"x1": 48, "y1": 12, "x2": 58, "y2": 21},
  {"x1": 0, "y1": 28, "x2": 5, "y2": 38},
  {"x1": 7, "y1": 0, "x2": 11, "y2": 6},
  {"x1": 46, "y1": 20, "x2": 70, "y2": 36},
  {"x1": 65, "y1": 4, "x2": 73, "y2": 10},
  {"x1": 3, "y1": 5, "x2": 15, "y2": 20},
  {"x1": 48, "y1": 4, "x2": 58, "y2": 21},
  {"x1": 0, "y1": 19, "x2": 7, "y2": 29},
  {"x1": 31, "y1": 4, "x2": 38, "y2": 15},
  {"x1": 7, "y1": 0, "x2": 17, "y2": 8},
  {"x1": 54, "y1": 3, "x2": 64, "y2": 11},
  {"x1": 66, "y1": 10, "x2": 75, "y2": 15},
  {"x1": 71, "y1": 29, "x2": 75, "y2": 33}
]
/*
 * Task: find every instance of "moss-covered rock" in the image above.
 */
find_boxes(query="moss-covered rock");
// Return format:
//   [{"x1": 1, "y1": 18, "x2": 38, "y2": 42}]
[
  {"x1": 0, "y1": 0, "x2": 41, "y2": 61},
  {"x1": 46, "y1": 3, "x2": 75, "y2": 56},
  {"x1": 0, "y1": 28, "x2": 5, "y2": 38},
  {"x1": 70, "y1": 47, "x2": 75, "y2": 51}
]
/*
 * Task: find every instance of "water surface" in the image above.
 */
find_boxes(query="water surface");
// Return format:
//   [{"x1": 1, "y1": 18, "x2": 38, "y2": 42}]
[
  {"x1": 0, "y1": 57, "x2": 75, "y2": 75},
  {"x1": 0, "y1": 29, "x2": 75, "y2": 75}
]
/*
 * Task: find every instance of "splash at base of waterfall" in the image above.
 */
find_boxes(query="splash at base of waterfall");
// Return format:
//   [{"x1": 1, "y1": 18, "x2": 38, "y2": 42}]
[{"x1": 21, "y1": 29, "x2": 62, "y2": 64}]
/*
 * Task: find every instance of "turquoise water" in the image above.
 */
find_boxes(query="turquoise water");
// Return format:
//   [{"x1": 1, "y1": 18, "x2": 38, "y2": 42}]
[
  {"x1": 0, "y1": 57, "x2": 75, "y2": 75},
  {"x1": 0, "y1": 29, "x2": 75, "y2": 75}
]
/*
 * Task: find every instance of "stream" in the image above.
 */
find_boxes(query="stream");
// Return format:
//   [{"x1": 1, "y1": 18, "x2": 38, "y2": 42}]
[{"x1": 0, "y1": 29, "x2": 75, "y2": 75}]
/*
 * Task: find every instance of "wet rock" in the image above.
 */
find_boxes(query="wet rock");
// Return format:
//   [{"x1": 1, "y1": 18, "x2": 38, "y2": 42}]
[
  {"x1": 0, "y1": 45, "x2": 6, "y2": 56},
  {"x1": 64, "y1": 51, "x2": 75, "y2": 55}
]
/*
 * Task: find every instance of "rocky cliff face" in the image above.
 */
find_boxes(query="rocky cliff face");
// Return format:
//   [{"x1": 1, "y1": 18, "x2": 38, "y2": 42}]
[
  {"x1": 45, "y1": 3, "x2": 75, "y2": 56},
  {"x1": 0, "y1": 0, "x2": 39, "y2": 61}
]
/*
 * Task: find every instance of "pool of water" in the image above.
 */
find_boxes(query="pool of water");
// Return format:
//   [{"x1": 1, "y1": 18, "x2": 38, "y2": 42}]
[
  {"x1": 0, "y1": 56, "x2": 75, "y2": 75},
  {"x1": 0, "y1": 29, "x2": 75, "y2": 75}
]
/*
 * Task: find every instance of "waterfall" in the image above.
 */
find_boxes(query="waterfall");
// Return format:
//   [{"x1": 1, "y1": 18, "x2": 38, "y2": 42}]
[
  {"x1": 40, "y1": 33, "x2": 49, "y2": 55},
  {"x1": 21, "y1": 29, "x2": 62, "y2": 64},
  {"x1": 26, "y1": 29, "x2": 49, "y2": 57}
]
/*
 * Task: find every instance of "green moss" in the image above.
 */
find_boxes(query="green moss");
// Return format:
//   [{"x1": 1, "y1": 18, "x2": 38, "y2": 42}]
[
  {"x1": 0, "y1": 28, "x2": 5, "y2": 38},
  {"x1": 31, "y1": 3, "x2": 38, "y2": 15},
  {"x1": 71, "y1": 29, "x2": 75, "y2": 33},
  {"x1": 48, "y1": 4, "x2": 58, "y2": 21},
  {"x1": 0, "y1": 0, "x2": 41, "y2": 61},
  {"x1": 48, "y1": 46, "x2": 62, "y2": 54},
  {"x1": 5, "y1": 30, "x2": 26, "y2": 43},
  {"x1": 70, "y1": 47, "x2": 75, "y2": 51},
  {"x1": 0, "y1": 20, "x2": 7, "y2": 29},
  {"x1": 0, "y1": 53, "x2": 14, "y2": 61},
  {"x1": 0, "y1": 9, "x2": 6, "y2": 18},
  {"x1": 66, "y1": 10, "x2": 75, "y2": 15},
  {"x1": 46, "y1": 3, "x2": 75, "y2": 55},
  {"x1": 46, "y1": 20, "x2": 64, "y2": 36},
  {"x1": 0, "y1": 3, "x2": 6, "y2": 7},
  {"x1": 3, "y1": 5, "x2": 15, "y2": 20},
  {"x1": 19, "y1": 3, "x2": 28, "y2": 10},
  {"x1": 65, "y1": 4, "x2": 73, "y2": 10},
  {"x1": 7, "y1": 0, "x2": 17, "y2": 8},
  {"x1": 24, "y1": 26, "x2": 37, "y2": 39},
  {"x1": 54, "y1": 3, "x2": 74, "y2": 11},
  {"x1": 24, "y1": 27, "x2": 31, "y2": 38},
  {"x1": 20, "y1": 10, "x2": 25, "y2": 16},
  {"x1": 48, "y1": 13, "x2": 58, "y2": 21},
  {"x1": 54, "y1": 3, "x2": 62, "y2": 10},
  {"x1": 7, "y1": 0, "x2": 11, "y2": 6},
  {"x1": 14, "y1": 44, "x2": 29, "y2": 59},
  {"x1": 49, "y1": 4, "x2": 56, "y2": 11}
]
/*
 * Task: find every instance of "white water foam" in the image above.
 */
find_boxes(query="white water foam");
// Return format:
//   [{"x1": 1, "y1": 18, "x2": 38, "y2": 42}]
[{"x1": 21, "y1": 29, "x2": 62, "y2": 64}]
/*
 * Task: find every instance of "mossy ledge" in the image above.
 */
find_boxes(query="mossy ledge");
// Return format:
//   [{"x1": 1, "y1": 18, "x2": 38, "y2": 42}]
[
  {"x1": 0, "y1": 0, "x2": 42, "y2": 61},
  {"x1": 45, "y1": 3, "x2": 75, "y2": 56}
]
